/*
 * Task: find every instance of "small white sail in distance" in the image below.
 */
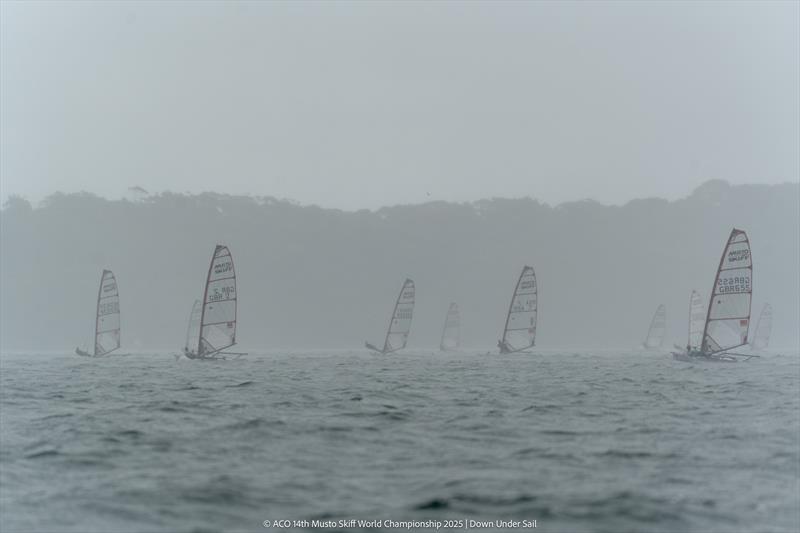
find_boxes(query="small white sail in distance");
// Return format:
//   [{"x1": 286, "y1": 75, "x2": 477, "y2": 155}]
[
  {"x1": 701, "y1": 228, "x2": 752, "y2": 354},
  {"x1": 184, "y1": 299, "x2": 202, "y2": 355},
  {"x1": 688, "y1": 290, "x2": 705, "y2": 351},
  {"x1": 93, "y1": 269, "x2": 121, "y2": 356},
  {"x1": 751, "y1": 303, "x2": 772, "y2": 351},
  {"x1": 643, "y1": 304, "x2": 666, "y2": 349},
  {"x1": 440, "y1": 302, "x2": 460, "y2": 351},
  {"x1": 197, "y1": 244, "x2": 238, "y2": 357},
  {"x1": 499, "y1": 266, "x2": 537, "y2": 353},
  {"x1": 366, "y1": 279, "x2": 415, "y2": 354}
]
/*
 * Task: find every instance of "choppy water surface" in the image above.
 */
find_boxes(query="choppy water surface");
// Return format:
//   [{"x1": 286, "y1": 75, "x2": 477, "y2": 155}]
[{"x1": 1, "y1": 350, "x2": 798, "y2": 533}]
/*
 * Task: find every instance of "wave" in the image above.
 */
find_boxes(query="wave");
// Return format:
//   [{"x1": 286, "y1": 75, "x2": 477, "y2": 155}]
[{"x1": 25, "y1": 449, "x2": 60, "y2": 459}]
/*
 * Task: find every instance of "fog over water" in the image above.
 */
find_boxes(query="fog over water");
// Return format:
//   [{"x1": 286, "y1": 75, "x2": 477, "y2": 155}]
[
  {"x1": 2, "y1": 1, "x2": 797, "y2": 352},
  {"x1": 1, "y1": 2, "x2": 798, "y2": 533},
  {"x1": 1, "y1": 180, "x2": 798, "y2": 353}
]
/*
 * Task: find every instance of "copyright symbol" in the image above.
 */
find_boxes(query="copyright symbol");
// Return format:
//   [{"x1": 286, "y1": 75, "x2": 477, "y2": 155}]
[{"x1": 263, "y1": 520, "x2": 270, "y2": 528}]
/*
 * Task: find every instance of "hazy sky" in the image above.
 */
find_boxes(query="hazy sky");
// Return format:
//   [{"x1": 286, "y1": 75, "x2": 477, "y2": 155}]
[{"x1": 1, "y1": 1, "x2": 798, "y2": 209}]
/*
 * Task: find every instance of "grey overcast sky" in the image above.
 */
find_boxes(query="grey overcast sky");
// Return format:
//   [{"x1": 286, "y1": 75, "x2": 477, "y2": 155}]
[{"x1": 1, "y1": 0, "x2": 798, "y2": 209}]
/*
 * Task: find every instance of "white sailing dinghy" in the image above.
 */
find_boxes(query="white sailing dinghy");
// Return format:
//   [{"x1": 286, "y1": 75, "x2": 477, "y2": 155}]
[
  {"x1": 750, "y1": 303, "x2": 772, "y2": 351},
  {"x1": 365, "y1": 279, "x2": 415, "y2": 355},
  {"x1": 672, "y1": 229, "x2": 755, "y2": 362},
  {"x1": 75, "y1": 269, "x2": 120, "y2": 357},
  {"x1": 497, "y1": 266, "x2": 537, "y2": 354},
  {"x1": 440, "y1": 302, "x2": 460, "y2": 351},
  {"x1": 183, "y1": 245, "x2": 244, "y2": 360},
  {"x1": 642, "y1": 304, "x2": 666, "y2": 349}
]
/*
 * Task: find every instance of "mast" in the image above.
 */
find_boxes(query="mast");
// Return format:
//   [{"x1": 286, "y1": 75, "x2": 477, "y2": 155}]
[
  {"x1": 197, "y1": 245, "x2": 237, "y2": 357},
  {"x1": 501, "y1": 266, "x2": 537, "y2": 352},
  {"x1": 440, "y1": 302, "x2": 460, "y2": 351},
  {"x1": 94, "y1": 269, "x2": 120, "y2": 356},
  {"x1": 701, "y1": 228, "x2": 752, "y2": 354},
  {"x1": 382, "y1": 278, "x2": 415, "y2": 354}
]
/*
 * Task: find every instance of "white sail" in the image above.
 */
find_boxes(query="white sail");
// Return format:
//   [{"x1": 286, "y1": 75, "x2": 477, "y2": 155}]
[
  {"x1": 643, "y1": 304, "x2": 666, "y2": 348},
  {"x1": 501, "y1": 266, "x2": 537, "y2": 352},
  {"x1": 184, "y1": 299, "x2": 202, "y2": 354},
  {"x1": 751, "y1": 303, "x2": 772, "y2": 351},
  {"x1": 701, "y1": 229, "x2": 752, "y2": 354},
  {"x1": 440, "y1": 302, "x2": 460, "y2": 351},
  {"x1": 94, "y1": 269, "x2": 120, "y2": 356},
  {"x1": 198, "y1": 245, "x2": 237, "y2": 356},
  {"x1": 688, "y1": 290, "x2": 705, "y2": 351},
  {"x1": 382, "y1": 279, "x2": 415, "y2": 353}
]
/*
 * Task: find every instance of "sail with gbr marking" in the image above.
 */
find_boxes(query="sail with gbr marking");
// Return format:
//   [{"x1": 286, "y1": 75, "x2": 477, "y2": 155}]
[
  {"x1": 94, "y1": 269, "x2": 121, "y2": 356},
  {"x1": 751, "y1": 303, "x2": 772, "y2": 351},
  {"x1": 382, "y1": 279, "x2": 415, "y2": 354},
  {"x1": 688, "y1": 290, "x2": 705, "y2": 351},
  {"x1": 500, "y1": 266, "x2": 537, "y2": 352},
  {"x1": 643, "y1": 304, "x2": 666, "y2": 349},
  {"x1": 440, "y1": 302, "x2": 460, "y2": 351},
  {"x1": 198, "y1": 245, "x2": 237, "y2": 356},
  {"x1": 701, "y1": 229, "x2": 752, "y2": 354},
  {"x1": 184, "y1": 299, "x2": 202, "y2": 354}
]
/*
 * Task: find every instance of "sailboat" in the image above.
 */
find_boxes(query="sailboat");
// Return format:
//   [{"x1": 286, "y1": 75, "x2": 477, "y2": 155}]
[
  {"x1": 440, "y1": 302, "x2": 460, "y2": 351},
  {"x1": 672, "y1": 228, "x2": 755, "y2": 362},
  {"x1": 497, "y1": 266, "x2": 537, "y2": 354},
  {"x1": 673, "y1": 291, "x2": 705, "y2": 353},
  {"x1": 365, "y1": 279, "x2": 415, "y2": 355},
  {"x1": 751, "y1": 303, "x2": 772, "y2": 351},
  {"x1": 183, "y1": 245, "x2": 243, "y2": 360},
  {"x1": 642, "y1": 304, "x2": 666, "y2": 349},
  {"x1": 75, "y1": 269, "x2": 120, "y2": 357},
  {"x1": 184, "y1": 299, "x2": 202, "y2": 354},
  {"x1": 688, "y1": 290, "x2": 705, "y2": 351}
]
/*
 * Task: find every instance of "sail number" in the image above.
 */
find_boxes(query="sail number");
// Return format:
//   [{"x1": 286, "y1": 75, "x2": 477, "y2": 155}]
[
  {"x1": 209, "y1": 285, "x2": 235, "y2": 301},
  {"x1": 98, "y1": 302, "x2": 119, "y2": 315},
  {"x1": 512, "y1": 298, "x2": 536, "y2": 312},
  {"x1": 718, "y1": 276, "x2": 750, "y2": 294},
  {"x1": 396, "y1": 309, "x2": 413, "y2": 320}
]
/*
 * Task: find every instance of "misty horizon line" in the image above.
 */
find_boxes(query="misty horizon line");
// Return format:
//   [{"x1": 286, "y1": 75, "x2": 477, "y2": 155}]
[
  {"x1": 3, "y1": 179, "x2": 798, "y2": 213},
  {"x1": 2, "y1": 347, "x2": 798, "y2": 357}
]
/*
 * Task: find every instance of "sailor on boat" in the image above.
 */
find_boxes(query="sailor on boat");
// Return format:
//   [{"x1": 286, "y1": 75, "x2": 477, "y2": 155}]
[
  {"x1": 180, "y1": 245, "x2": 243, "y2": 362},
  {"x1": 672, "y1": 228, "x2": 754, "y2": 363}
]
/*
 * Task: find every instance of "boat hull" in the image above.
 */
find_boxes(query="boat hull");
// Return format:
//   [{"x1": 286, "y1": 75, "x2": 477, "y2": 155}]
[{"x1": 672, "y1": 351, "x2": 738, "y2": 363}]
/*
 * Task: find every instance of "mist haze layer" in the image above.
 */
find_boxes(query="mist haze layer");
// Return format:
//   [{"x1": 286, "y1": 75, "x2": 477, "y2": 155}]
[
  {"x1": 1, "y1": 1, "x2": 797, "y2": 208},
  {"x1": 1, "y1": 180, "x2": 797, "y2": 352}
]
